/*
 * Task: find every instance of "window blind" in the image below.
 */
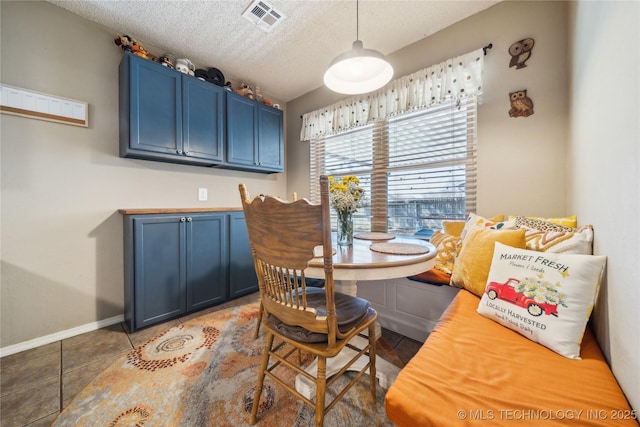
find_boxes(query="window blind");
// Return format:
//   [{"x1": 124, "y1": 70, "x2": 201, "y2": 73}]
[{"x1": 310, "y1": 96, "x2": 477, "y2": 235}]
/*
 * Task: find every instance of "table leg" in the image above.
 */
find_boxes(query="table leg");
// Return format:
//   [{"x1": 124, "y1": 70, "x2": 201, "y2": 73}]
[
  {"x1": 334, "y1": 279, "x2": 358, "y2": 297},
  {"x1": 294, "y1": 334, "x2": 400, "y2": 400},
  {"x1": 335, "y1": 279, "x2": 381, "y2": 338},
  {"x1": 294, "y1": 280, "x2": 399, "y2": 400}
]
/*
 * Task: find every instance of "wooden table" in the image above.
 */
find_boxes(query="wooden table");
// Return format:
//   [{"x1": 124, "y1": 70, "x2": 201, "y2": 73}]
[{"x1": 295, "y1": 235, "x2": 437, "y2": 399}]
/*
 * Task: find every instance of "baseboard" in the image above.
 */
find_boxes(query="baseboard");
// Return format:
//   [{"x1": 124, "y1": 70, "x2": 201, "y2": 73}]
[{"x1": 0, "y1": 314, "x2": 124, "y2": 358}]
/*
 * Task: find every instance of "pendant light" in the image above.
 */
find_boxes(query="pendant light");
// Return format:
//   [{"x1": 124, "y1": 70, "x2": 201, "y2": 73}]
[{"x1": 323, "y1": 0, "x2": 393, "y2": 95}]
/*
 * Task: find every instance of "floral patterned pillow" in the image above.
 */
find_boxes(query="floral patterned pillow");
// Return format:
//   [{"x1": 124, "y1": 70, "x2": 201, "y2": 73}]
[
  {"x1": 430, "y1": 214, "x2": 514, "y2": 277},
  {"x1": 508, "y1": 215, "x2": 577, "y2": 228},
  {"x1": 515, "y1": 216, "x2": 574, "y2": 232},
  {"x1": 515, "y1": 217, "x2": 594, "y2": 255},
  {"x1": 477, "y1": 242, "x2": 606, "y2": 359},
  {"x1": 430, "y1": 230, "x2": 461, "y2": 275}
]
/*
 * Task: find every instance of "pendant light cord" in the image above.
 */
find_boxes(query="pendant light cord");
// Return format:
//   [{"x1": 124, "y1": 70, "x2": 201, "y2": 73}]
[{"x1": 356, "y1": 0, "x2": 359, "y2": 41}]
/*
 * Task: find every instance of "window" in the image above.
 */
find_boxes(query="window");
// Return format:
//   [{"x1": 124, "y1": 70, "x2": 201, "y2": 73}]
[{"x1": 309, "y1": 97, "x2": 477, "y2": 235}]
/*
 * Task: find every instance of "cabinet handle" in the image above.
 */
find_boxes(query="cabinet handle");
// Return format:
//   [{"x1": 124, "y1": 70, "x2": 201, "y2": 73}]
[
  {"x1": 177, "y1": 150, "x2": 183, "y2": 155},
  {"x1": 187, "y1": 217, "x2": 192, "y2": 222},
  {"x1": 180, "y1": 217, "x2": 186, "y2": 222}
]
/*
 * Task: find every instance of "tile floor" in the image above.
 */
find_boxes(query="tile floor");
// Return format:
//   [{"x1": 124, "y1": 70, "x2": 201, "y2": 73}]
[{"x1": 0, "y1": 293, "x2": 424, "y2": 427}]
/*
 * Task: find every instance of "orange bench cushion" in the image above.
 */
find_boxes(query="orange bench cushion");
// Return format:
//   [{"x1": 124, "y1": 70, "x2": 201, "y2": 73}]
[{"x1": 385, "y1": 290, "x2": 636, "y2": 427}]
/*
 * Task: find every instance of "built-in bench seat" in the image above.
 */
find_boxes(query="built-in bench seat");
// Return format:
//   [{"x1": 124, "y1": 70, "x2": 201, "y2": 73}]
[{"x1": 385, "y1": 290, "x2": 637, "y2": 426}]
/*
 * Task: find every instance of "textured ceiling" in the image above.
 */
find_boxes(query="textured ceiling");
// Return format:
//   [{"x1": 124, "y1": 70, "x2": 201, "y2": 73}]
[{"x1": 47, "y1": 0, "x2": 500, "y2": 102}]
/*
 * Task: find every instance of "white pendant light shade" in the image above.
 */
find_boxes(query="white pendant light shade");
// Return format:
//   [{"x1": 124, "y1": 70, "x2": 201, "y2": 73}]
[{"x1": 324, "y1": 40, "x2": 393, "y2": 95}]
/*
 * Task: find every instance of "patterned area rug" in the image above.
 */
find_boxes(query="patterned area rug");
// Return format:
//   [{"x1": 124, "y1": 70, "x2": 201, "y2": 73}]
[{"x1": 52, "y1": 302, "x2": 403, "y2": 426}]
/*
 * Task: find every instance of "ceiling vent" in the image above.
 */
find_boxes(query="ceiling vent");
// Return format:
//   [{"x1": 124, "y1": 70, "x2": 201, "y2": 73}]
[{"x1": 242, "y1": 0, "x2": 286, "y2": 33}]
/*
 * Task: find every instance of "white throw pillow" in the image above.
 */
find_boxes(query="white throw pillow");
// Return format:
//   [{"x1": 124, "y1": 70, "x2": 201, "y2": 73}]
[
  {"x1": 460, "y1": 213, "x2": 517, "y2": 240},
  {"x1": 477, "y1": 242, "x2": 606, "y2": 359}
]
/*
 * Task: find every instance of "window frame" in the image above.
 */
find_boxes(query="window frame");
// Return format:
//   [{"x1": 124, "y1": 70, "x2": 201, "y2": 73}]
[{"x1": 309, "y1": 96, "x2": 477, "y2": 236}]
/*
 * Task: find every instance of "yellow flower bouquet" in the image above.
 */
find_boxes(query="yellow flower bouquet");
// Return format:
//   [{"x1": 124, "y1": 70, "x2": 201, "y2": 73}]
[{"x1": 328, "y1": 175, "x2": 364, "y2": 245}]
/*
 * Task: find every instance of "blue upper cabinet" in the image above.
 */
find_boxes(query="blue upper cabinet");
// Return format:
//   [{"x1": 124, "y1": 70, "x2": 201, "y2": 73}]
[
  {"x1": 119, "y1": 52, "x2": 224, "y2": 166},
  {"x1": 257, "y1": 103, "x2": 284, "y2": 171},
  {"x1": 225, "y1": 91, "x2": 284, "y2": 173},
  {"x1": 182, "y1": 77, "x2": 224, "y2": 162},
  {"x1": 119, "y1": 52, "x2": 283, "y2": 172},
  {"x1": 226, "y1": 92, "x2": 258, "y2": 168}
]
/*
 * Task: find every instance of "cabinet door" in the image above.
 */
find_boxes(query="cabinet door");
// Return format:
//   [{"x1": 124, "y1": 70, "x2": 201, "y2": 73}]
[
  {"x1": 228, "y1": 212, "x2": 258, "y2": 298},
  {"x1": 133, "y1": 216, "x2": 187, "y2": 329},
  {"x1": 182, "y1": 78, "x2": 224, "y2": 163},
  {"x1": 186, "y1": 213, "x2": 228, "y2": 311},
  {"x1": 125, "y1": 54, "x2": 182, "y2": 156},
  {"x1": 257, "y1": 104, "x2": 284, "y2": 172},
  {"x1": 226, "y1": 92, "x2": 258, "y2": 167}
]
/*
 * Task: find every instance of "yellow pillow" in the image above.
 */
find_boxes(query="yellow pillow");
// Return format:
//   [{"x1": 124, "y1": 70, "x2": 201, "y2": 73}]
[
  {"x1": 442, "y1": 221, "x2": 465, "y2": 238},
  {"x1": 508, "y1": 215, "x2": 577, "y2": 228},
  {"x1": 450, "y1": 227, "x2": 526, "y2": 296}
]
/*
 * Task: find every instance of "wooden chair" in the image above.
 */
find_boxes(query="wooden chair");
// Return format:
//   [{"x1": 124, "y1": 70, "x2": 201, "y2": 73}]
[
  {"x1": 253, "y1": 191, "x2": 329, "y2": 338},
  {"x1": 239, "y1": 175, "x2": 377, "y2": 427},
  {"x1": 252, "y1": 191, "x2": 299, "y2": 339}
]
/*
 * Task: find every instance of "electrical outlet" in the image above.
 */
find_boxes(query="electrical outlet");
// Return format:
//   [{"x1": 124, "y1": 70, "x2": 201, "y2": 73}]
[{"x1": 198, "y1": 188, "x2": 208, "y2": 201}]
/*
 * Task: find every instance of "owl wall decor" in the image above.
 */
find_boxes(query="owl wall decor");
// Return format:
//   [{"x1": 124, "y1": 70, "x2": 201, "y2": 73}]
[
  {"x1": 509, "y1": 90, "x2": 534, "y2": 118},
  {"x1": 509, "y1": 38, "x2": 535, "y2": 69}
]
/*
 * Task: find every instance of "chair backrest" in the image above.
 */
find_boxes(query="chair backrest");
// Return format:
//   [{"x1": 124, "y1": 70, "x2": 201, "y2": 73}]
[{"x1": 239, "y1": 176, "x2": 338, "y2": 344}]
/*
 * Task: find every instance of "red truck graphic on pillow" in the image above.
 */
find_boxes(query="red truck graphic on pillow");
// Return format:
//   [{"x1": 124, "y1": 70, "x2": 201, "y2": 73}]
[{"x1": 485, "y1": 278, "x2": 561, "y2": 317}]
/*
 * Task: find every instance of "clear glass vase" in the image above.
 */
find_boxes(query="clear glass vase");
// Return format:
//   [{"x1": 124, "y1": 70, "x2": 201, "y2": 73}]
[{"x1": 336, "y1": 211, "x2": 353, "y2": 246}]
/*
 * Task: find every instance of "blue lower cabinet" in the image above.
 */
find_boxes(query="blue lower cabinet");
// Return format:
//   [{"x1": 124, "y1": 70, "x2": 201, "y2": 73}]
[
  {"x1": 186, "y1": 214, "x2": 227, "y2": 311},
  {"x1": 229, "y1": 212, "x2": 258, "y2": 298},
  {"x1": 123, "y1": 211, "x2": 254, "y2": 332},
  {"x1": 130, "y1": 215, "x2": 187, "y2": 330}
]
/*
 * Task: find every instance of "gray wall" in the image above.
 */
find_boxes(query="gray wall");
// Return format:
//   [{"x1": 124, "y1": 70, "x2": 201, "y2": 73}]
[
  {"x1": 0, "y1": 1, "x2": 288, "y2": 348},
  {"x1": 568, "y1": 0, "x2": 639, "y2": 410}
]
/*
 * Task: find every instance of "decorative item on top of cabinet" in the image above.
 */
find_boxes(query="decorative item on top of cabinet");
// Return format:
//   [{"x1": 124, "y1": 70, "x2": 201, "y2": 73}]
[
  {"x1": 157, "y1": 53, "x2": 177, "y2": 69},
  {"x1": 175, "y1": 58, "x2": 195, "y2": 76},
  {"x1": 508, "y1": 89, "x2": 534, "y2": 118},
  {"x1": 236, "y1": 82, "x2": 255, "y2": 99},
  {"x1": 114, "y1": 33, "x2": 155, "y2": 60},
  {"x1": 194, "y1": 67, "x2": 227, "y2": 87}
]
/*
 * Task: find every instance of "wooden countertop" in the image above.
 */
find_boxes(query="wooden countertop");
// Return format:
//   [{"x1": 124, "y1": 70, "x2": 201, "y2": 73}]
[{"x1": 118, "y1": 207, "x2": 242, "y2": 215}]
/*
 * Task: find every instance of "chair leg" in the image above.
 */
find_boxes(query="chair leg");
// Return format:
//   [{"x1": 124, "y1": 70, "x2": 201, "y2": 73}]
[
  {"x1": 250, "y1": 332, "x2": 274, "y2": 424},
  {"x1": 254, "y1": 302, "x2": 264, "y2": 339},
  {"x1": 368, "y1": 323, "x2": 377, "y2": 402},
  {"x1": 315, "y1": 356, "x2": 327, "y2": 427}
]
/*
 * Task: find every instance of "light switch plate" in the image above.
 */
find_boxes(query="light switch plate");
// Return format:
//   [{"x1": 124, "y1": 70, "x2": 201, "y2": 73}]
[{"x1": 198, "y1": 188, "x2": 208, "y2": 201}]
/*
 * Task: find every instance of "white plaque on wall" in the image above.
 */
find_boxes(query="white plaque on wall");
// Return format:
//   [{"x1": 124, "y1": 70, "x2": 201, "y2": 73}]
[{"x1": 0, "y1": 84, "x2": 88, "y2": 127}]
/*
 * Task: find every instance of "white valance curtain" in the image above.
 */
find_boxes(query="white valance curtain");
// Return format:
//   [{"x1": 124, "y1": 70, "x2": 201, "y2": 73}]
[{"x1": 300, "y1": 48, "x2": 485, "y2": 141}]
